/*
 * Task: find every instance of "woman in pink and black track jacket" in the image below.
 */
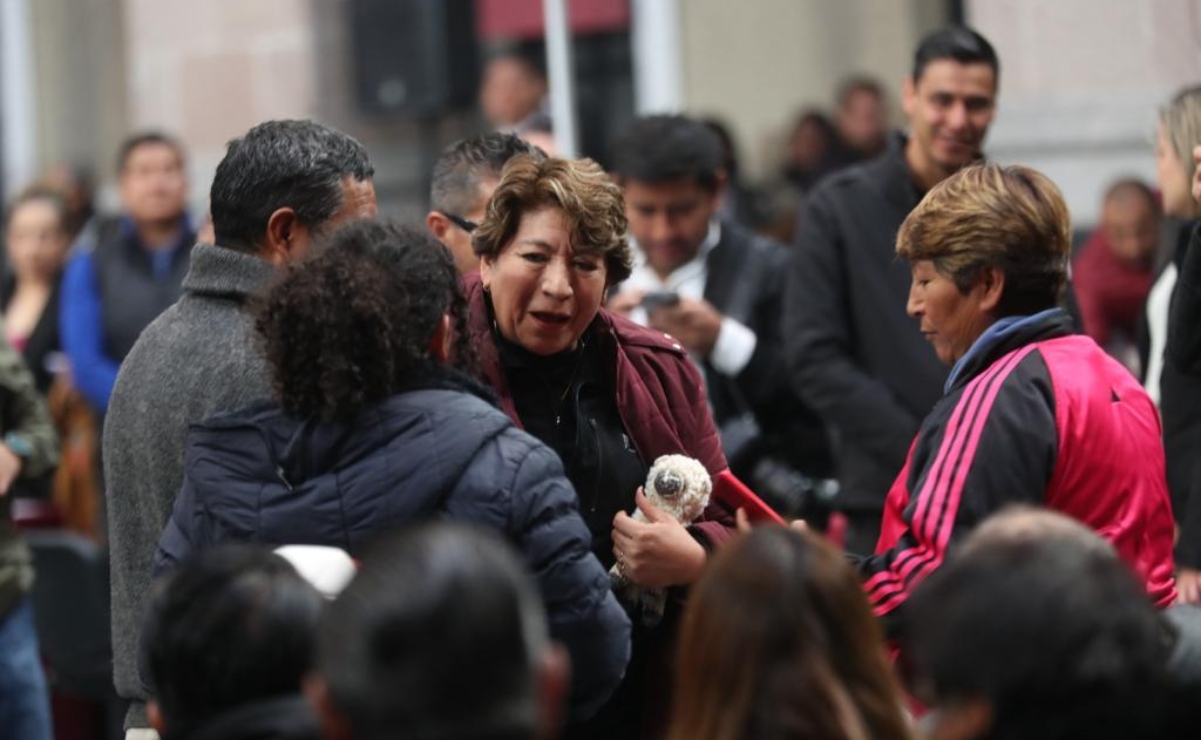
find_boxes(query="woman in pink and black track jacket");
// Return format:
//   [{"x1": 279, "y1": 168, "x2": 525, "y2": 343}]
[{"x1": 856, "y1": 162, "x2": 1178, "y2": 633}]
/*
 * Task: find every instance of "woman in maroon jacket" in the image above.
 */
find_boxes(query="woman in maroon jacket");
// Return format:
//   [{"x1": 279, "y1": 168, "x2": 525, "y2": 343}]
[{"x1": 463, "y1": 154, "x2": 734, "y2": 739}]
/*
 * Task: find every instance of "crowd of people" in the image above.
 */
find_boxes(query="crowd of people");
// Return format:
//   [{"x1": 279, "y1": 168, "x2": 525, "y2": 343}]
[{"x1": 1, "y1": 23, "x2": 1200, "y2": 740}]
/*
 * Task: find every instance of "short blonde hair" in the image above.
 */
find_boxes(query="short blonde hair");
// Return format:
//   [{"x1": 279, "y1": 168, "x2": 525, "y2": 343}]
[
  {"x1": 472, "y1": 155, "x2": 632, "y2": 284},
  {"x1": 1160, "y1": 86, "x2": 1201, "y2": 216},
  {"x1": 896, "y1": 162, "x2": 1071, "y2": 316}
]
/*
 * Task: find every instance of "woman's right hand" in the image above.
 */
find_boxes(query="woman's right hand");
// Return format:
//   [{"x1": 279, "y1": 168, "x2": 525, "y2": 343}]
[
  {"x1": 1178, "y1": 567, "x2": 1201, "y2": 604},
  {"x1": 612, "y1": 489, "x2": 707, "y2": 588}
]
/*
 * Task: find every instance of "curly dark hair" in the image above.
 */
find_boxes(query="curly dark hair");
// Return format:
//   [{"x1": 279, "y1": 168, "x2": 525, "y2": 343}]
[
  {"x1": 472, "y1": 155, "x2": 632, "y2": 284},
  {"x1": 255, "y1": 220, "x2": 476, "y2": 422}
]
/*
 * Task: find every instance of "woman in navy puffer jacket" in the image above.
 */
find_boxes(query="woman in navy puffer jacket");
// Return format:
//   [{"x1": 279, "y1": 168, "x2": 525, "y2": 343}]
[{"x1": 153, "y1": 221, "x2": 631, "y2": 722}]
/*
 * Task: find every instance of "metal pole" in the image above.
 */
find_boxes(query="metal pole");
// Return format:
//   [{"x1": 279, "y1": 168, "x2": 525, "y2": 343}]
[
  {"x1": 632, "y1": 0, "x2": 684, "y2": 114},
  {"x1": 542, "y1": 0, "x2": 578, "y2": 158},
  {"x1": 0, "y1": 0, "x2": 36, "y2": 200}
]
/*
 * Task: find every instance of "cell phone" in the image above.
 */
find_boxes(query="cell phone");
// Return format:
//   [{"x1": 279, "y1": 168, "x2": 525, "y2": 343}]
[
  {"x1": 712, "y1": 469, "x2": 786, "y2": 525},
  {"x1": 641, "y1": 291, "x2": 680, "y2": 311}
]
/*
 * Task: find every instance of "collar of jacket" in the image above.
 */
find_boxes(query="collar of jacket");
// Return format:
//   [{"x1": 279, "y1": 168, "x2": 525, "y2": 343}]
[
  {"x1": 113, "y1": 211, "x2": 197, "y2": 253},
  {"x1": 276, "y1": 362, "x2": 500, "y2": 480},
  {"x1": 1172, "y1": 219, "x2": 1201, "y2": 270},
  {"x1": 195, "y1": 360, "x2": 501, "y2": 486},
  {"x1": 873, "y1": 131, "x2": 926, "y2": 211},
  {"x1": 393, "y1": 360, "x2": 500, "y2": 407},
  {"x1": 181, "y1": 243, "x2": 275, "y2": 301},
  {"x1": 462, "y1": 270, "x2": 687, "y2": 425},
  {"x1": 873, "y1": 131, "x2": 988, "y2": 212},
  {"x1": 201, "y1": 361, "x2": 499, "y2": 432},
  {"x1": 945, "y1": 308, "x2": 1074, "y2": 393}
]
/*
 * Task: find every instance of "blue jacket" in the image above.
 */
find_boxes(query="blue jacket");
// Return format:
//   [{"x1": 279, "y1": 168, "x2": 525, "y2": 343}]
[
  {"x1": 154, "y1": 367, "x2": 631, "y2": 721},
  {"x1": 60, "y1": 216, "x2": 194, "y2": 412}
]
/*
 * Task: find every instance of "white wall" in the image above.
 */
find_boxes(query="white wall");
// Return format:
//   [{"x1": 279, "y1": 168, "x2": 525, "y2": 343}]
[
  {"x1": 1, "y1": 0, "x2": 37, "y2": 197},
  {"x1": 677, "y1": 0, "x2": 945, "y2": 180},
  {"x1": 123, "y1": 0, "x2": 322, "y2": 208},
  {"x1": 969, "y1": 0, "x2": 1201, "y2": 227}
]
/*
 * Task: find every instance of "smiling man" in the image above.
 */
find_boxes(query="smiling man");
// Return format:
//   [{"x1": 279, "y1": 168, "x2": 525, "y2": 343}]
[{"x1": 783, "y1": 28, "x2": 1000, "y2": 556}]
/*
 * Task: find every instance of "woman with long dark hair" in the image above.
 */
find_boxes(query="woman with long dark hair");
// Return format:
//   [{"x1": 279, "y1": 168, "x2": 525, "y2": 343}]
[
  {"x1": 3, "y1": 188, "x2": 71, "y2": 393},
  {"x1": 670, "y1": 526, "x2": 912, "y2": 740}
]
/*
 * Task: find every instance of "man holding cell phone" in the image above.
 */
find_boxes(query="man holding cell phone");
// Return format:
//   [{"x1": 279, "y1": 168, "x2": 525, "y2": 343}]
[{"x1": 607, "y1": 115, "x2": 833, "y2": 497}]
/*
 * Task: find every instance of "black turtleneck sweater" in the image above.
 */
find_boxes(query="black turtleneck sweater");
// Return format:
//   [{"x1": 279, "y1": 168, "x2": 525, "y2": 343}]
[{"x1": 494, "y1": 325, "x2": 647, "y2": 567}]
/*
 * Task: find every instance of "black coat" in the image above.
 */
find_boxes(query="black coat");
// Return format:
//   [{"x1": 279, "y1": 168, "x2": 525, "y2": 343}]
[
  {"x1": 1170, "y1": 222, "x2": 1201, "y2": 375},
  {"x1": 1168, "y1": 222, "x2": 1201, "y2": 567},
  {"x1": 154, "y1": 366, "x2": 631, "y2": 722},
  {"x1": 702, "y1": 220, "x2": 832, "y2": 478},
  {"x1": 784, "y1": 137, "x2": 946, "y2": 512}
]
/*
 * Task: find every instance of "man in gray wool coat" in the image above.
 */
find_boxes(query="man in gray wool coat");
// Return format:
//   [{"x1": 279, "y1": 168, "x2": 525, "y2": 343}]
[{"x1": 104, "y1": 119, "x2": 378, "y2": 738}]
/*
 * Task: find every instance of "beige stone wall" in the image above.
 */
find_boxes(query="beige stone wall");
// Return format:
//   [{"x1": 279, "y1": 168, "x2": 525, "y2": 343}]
[
  {"x1": 122, "y1": 0, "x2": 322, "y2": 207},
  {"x1": 27, "y1": 0, "x2": 127, "y2": 194},
  {"x1": 117, "y1": 0, "x2": 474, "y2": 219},
  {"x1": 968, "y1": 0, "x2": 1201, "y2": 225},
  {"x1": 22, "y1": 0, "x2": 1201, "y2": 226},
  {"x1": 34, "y1": 0, "x2": 948, "y2": 212},
  {"x1": 971, "y1": 0, "x2": 1199, "y2": 97},
  {"x1": 678, "y1": 0, "x2": 947, "y2": 180}
]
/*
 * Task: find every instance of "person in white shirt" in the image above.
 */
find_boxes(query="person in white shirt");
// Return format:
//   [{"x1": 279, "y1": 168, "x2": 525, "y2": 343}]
[{"x1": 607, "y1": 114, "x2": 833, "y2": 504}]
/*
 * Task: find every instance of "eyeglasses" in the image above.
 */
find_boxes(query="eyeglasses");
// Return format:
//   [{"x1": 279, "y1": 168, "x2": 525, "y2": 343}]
[{"x1": 439, "y1": 211, "x2": 478, "y2": 233}]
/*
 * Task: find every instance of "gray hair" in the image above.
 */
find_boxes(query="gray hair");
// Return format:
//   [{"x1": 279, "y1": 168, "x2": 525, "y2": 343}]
[
  {"x1": 429, "y1": 132, "x2": 545, "y2": 216},
  {"x1": 210, "y1": 119, "x2": 374, "y2": 254}
]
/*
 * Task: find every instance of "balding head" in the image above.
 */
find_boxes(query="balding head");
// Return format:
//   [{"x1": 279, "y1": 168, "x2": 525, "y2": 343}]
[{"x1": 961, "y1": 505, "x2": 1117, "y2": 559}]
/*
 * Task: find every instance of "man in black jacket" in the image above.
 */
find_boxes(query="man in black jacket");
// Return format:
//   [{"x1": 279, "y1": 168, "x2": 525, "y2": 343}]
[
  {"x1": 783, "y1": 27, "x2": 1000, "y2": 554},
  {"x1": 608, "y1": 115, "x2": 832, "y2": 504},
  {"x1": 60, "y1": 132, "x2": 195, "y2": 414}
]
